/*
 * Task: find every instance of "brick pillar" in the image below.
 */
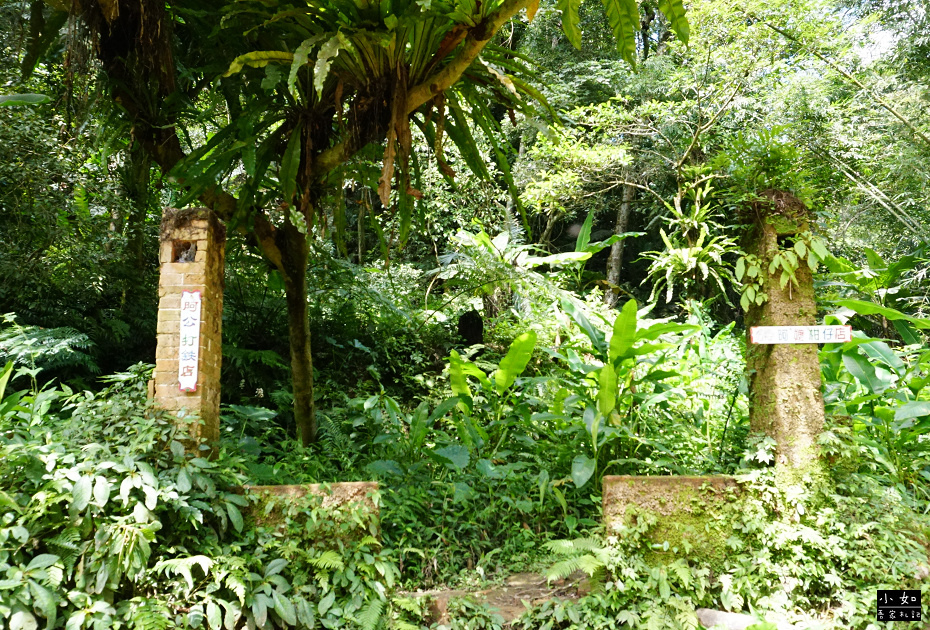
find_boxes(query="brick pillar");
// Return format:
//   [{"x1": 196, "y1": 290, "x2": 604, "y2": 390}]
[{"x1": 153, "y1": 209, "x2": 225, "y2": 448}]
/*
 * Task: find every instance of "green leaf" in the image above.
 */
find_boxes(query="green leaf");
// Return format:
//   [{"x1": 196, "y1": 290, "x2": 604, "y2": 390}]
[
  {"x1": 11, "y1": 610, "x2": 38, "y2": 630},
  {"x1": 272, "y1": 590, "x2": 297, "y2": 626},
  {"x1": 206, "y1": 602, "x2": 222, "y2": 630},
  {"x1": 226, "y1": 503, "x2": 244, "y2": 533},
  {"x1": 280, "y1": 123, "x2": 302, "y2": 203},
  {"x1": 893, "y1": 319, "x2": 922, "y2": 345},
  {"x1": 29, "y1": 581, "x2": 56, "y2": 626},
  {"x1": 835, "y1": 299, "x2": 930, "y2": 329},
  {"x1": 288, "y1": 36, "x2": 324, "y2": 98},
  {"x1": 26, "y1": 554, "x2": 59, "y2": 572},
  {"x1": 523, "y1": 252, "x2": 592, "y2": 268},
  {"x1": 843, "y1": 353, "x2": 890, "y2": 394},
  {"x1": 0, "y1": 94, "x2": 50, "y2": 107},
  {"x1": 571, "y1": 455, "x2": 596, "y2": 488},
  {"x1": 264, "y1": 558, "x2": 288, "y2": 577},
  {"x1": 224, "y1": 51, "x2": 293, "y2": 77},
  {"x1": 313, "y1": 35, "x2": 344, "y2": 97},
  {"x1": 93, "y1": 476, "x2": 110, "y2": 507},
  {"x1": 735, "y1": 257, "x2": 745, "y2": 282},
  {"x1": 609, "y1": 299, "x2": 638, "y2": 362},
  {"x1": 557, "y1": 0, "x2": 582, "y2": 48},
  {"x1": 597, "y1": 364, "x2": 617, "y2": 416},
  {"x1": 0, "y1": 361, "x2": 12, "y2": 401},
  {"x1": 433, "y1": 445, "x2": 469, "y2": 470},
  {"x1": 860, "y1": 341, "x2": 906, "y2": 375},
  {"x1": 576, "y1": 210, "x2": 594, "y2": 252},
  {"x1": 895, "y1": 401, "x2": 930, "y2": 422},
  {"x1": 560, "y1": 296, "x2": 607, "y2": 355},
  {"x1": 448, "y1": 350, "x2": 473, "y2": 402},
  {"x1": 366, "y1": 460, "x2": 404, "y2": 477},
  {"x1": 72, "y1": 477, "x2": 92, "y2": 511},
  {"x1": 494, "y1": 331, "x2": 538, "y2": 394},
  {"x1": 601, "y1": 0, "x2": 641, "y2": 67},
  {"x1": 657, "y1": 0, "x2": 689, "y2": 43},
  {"x1": 318, "y1": 591, "x2": 336, "y2": 616}
]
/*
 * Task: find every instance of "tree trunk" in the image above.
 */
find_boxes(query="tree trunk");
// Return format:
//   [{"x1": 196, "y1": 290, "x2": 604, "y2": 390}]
[
  {"x1": 280, "y1": 222, "x2": 316, "y2": 446},
  {"x1": 744, "y1": 191, "x2": 823, "y2": 470},
  {"x1": 123, "y1": 141, "x2": 152, "y2": 270},
  {"x1": 604, "y1": 184, "x2": 636, "y2": 306}
]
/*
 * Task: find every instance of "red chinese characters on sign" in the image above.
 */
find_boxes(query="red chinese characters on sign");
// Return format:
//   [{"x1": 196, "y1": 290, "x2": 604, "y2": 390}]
[
  {"x1": 178, "y1": 291, "x2": 202, "y2": 391},
  {"x1": 750, "y1": 325, "x2": 853, "y2": 345}
]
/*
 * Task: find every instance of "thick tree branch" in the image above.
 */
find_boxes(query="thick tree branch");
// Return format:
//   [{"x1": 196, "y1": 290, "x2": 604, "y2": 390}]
[{"x1": 405, "y1": 0, "x2": 531, "y2": 114}]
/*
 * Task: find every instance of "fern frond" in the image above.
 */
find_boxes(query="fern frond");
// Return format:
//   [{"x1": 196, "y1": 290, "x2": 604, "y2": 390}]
[
  {"x1": 357, "y1": 597, "x2": 384, "y2": 630},
  {"x1": 391, "y1": 597, "x2": 422, "y2": 615},
  {"x1": 309, "y1": 550, "x2": 345, "y2": 571},
  {"x1": 126, "y1": 598, "x2": 171, "y2": 630},
  {"x1": 152, "y1": 555, "x2": 213, "y2": 590},
  {"x1": 544, "y1": 557, "x2": 583, "y2": 583}
]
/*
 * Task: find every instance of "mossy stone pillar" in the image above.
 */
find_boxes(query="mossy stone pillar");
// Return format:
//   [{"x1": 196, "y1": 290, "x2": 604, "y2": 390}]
[
  {"x1": 153, "y1": 209, "x2": 225, "y2": 448},
  {"x1": 744, "y1": 191, "x2": 824, "y2": 469}
]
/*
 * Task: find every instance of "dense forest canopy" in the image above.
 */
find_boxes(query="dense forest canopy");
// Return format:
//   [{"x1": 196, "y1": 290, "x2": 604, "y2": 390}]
[{"x1": 0, "y1": 0, "x2": 929, "y2": 627}]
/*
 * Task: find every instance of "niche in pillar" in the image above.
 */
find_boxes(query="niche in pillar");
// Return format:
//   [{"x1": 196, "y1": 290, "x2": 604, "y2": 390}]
[{"x1": 153, "y1": 209, "x2": 226, "y2": 448}]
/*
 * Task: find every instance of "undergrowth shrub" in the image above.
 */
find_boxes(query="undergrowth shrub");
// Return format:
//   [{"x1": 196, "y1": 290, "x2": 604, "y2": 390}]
[{"x1": 0, "y1": 362, "x2": 400, "y2": 630}]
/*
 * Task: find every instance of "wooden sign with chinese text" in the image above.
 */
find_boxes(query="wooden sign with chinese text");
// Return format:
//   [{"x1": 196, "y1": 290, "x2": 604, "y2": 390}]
[
  {"x1": 750, "y1": 325, "x2": 852, "y2": 345},
  {"x1": 178, "y1": 290, "x2": 202, "y2": 391}
]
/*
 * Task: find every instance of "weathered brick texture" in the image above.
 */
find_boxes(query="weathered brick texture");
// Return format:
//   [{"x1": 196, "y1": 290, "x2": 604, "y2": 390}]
[{"x1": 153, "y1": 209, "x2": 226, "y2": 450}]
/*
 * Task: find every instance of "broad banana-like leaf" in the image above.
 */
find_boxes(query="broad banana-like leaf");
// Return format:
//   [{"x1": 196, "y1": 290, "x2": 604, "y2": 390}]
[
  {"x1": 494, "y1": 331, "x2": 538, "y2": 394},
  {"x1": 835, "y1": 299, "x2": 930, "y2": 329},
  {"x1": 449, "y1": 350, "x2": 473, "y2": 401},
  {"x1": 609, "y1": 299, "x2": 638, "y2": 363}
]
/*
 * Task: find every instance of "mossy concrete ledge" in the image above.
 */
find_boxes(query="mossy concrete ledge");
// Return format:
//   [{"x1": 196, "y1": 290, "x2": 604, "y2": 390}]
[{"x1": 603, "y1": 476, "x2": 741, "y2": 565}]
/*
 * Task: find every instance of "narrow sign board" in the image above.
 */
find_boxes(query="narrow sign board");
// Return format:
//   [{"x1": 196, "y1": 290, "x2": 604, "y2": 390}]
[
  {"x1": 750, "y1": 325, "x2": 852, "y2": 345},
  {"x1": 178, "y1": 290, "x2": 202, "y2": 391}
]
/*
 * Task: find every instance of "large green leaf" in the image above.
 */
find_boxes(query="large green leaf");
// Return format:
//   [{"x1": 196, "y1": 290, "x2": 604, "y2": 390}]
[
  {"x1": 894, "y1": 401, "x2": 930, "y2": 422},
  {"x1": 571, "y1": 455, "x2": 596, "y2": 488},
  {"x1": 835, "y1": 299, "x2": 930, "y2": 329},
  {"x1": 0, "y1": 93, "x2": 50, "y2": 107},
  {"x1": 601, "y1": 0, "x2": 640, "y2": 67},
  {"x1": 433, "y1": 445, "x2": 470, "y2": 470},
  {"x1": 557, "y1": 0, "x2": 582, "y2": 48},
  {"x1": 494, "y1": 331, "x2": 538, "y2": 394},
  {"x1": 560, "y1": 296, "x2": 607, "y2": 356},
  {"x1": 609, "y1": 299, "x2": 638, "y2": 363},
  {"x1": 449, "y1": 350, "x2": 473, "y2": 401},
  {"x1": 575, "y1": 210, "x2": 594, "y2": 252},
  {"x1": 843, "y1": 353, "x2": 891, "y2": 394},
  {"x1": 657, "y1": 0, "x2": 689, "y2": 44},
  {"x1": 860, "y1": 340, "x2": 906, "y2": 376}
]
